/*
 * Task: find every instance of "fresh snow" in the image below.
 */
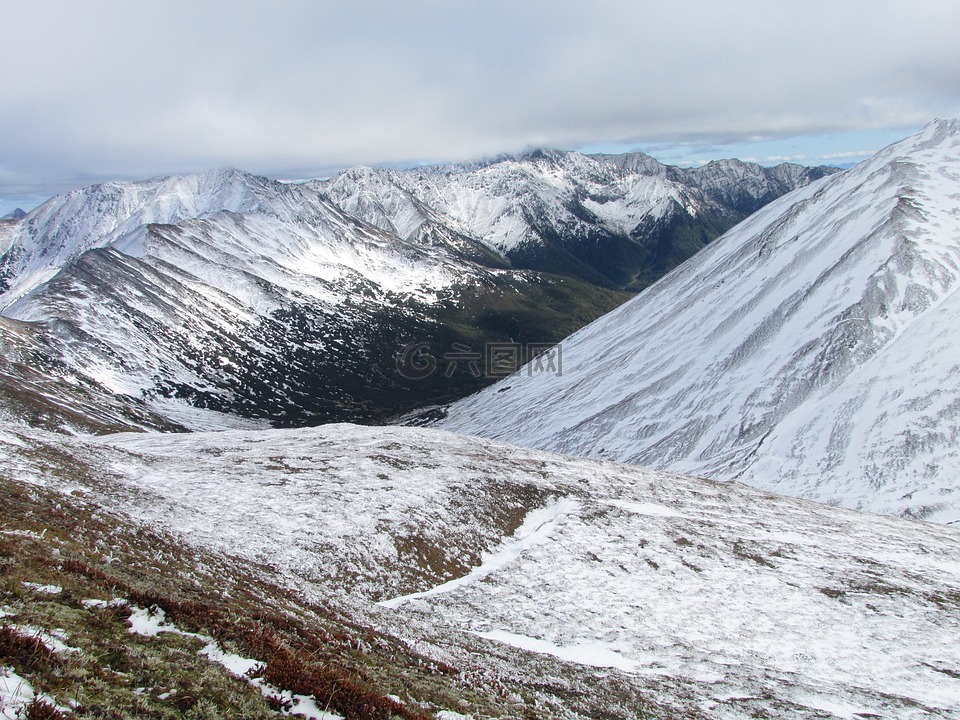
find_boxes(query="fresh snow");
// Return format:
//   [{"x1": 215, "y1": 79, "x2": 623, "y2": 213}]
[
  {"x1": 127, "y1": 605, "x2": 343, "y2": 720},
  {"x1": 6, "y1": 624, "x2": 79, "y2": 655},
  {"x1": 4, "y1": 421, "x2": 958, "y2": 718},
  {"x1": 440, "y1": 119, "x2": 960, "y2": 524},
  {"x1": 379, "y1": 498, "x2": 580, "y2": 609},
  {"x1": 320, "y1": 148, "x2": 827, "y2": 256},
  {"x1": 0, "y1": 666, "x2": 35, "y2": 720},
  {"x1": 469, "y1": 630, "x2": 640, "y2": 673}
]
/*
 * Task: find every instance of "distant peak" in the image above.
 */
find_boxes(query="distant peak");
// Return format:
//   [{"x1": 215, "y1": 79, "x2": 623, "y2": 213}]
[
  {"x1": 589, "y1": 151, "x2": 666, "y2": 175},
  {"x1": 1, "y1": 208, "x2": 26, "y2": 221}
]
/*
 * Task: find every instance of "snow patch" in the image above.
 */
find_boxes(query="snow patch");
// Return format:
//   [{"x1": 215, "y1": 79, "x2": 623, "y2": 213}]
[
  {"x1": 471, "y1": 629, "x2": 639, "y2": 672},
  {"x1": 379, "y1": 498, "x2": 580, "y2": 609},
  {"x1": 127, "y1": 606, "x2": 342, "y2": 719}
]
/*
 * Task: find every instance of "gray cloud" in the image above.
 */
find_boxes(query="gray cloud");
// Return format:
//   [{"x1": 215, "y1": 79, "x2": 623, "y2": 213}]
[{"x1": 2, "y1": 0, "x2": 959, "y2": 206}]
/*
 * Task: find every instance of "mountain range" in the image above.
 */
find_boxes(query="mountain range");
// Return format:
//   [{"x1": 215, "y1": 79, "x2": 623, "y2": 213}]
[
  {"x1": 321, "y1": 150, "x2": 834, "y2": 291},
  {"x1": 438, "y1": 119, "x2": 960, "y2": 524},
  {"x1": 0, "y1": 152, "x2": 828, "y2": 429},
  {"x1": 2, "y1": 124, "x2": 959, "y2": 719}
]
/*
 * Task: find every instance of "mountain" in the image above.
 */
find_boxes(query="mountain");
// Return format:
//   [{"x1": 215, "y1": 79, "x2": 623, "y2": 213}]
[
  {"x1": 4, "y1": 420, "x2": 960, "y2": 718},
  {"x1": 437, "y1": 120, "x2": 960, "y2": 524},
  {"x1": 0, "y1": 149, "x2": 824, "y2": 431},
  {"x1": 0, "y1": 168, "x2": 629, "y2": 429},
  {"x1": 320, "y1": 150, "x2": 836, "y2": 291},
  {"x1": 0, "y1": 207, "x2": 26, "y2": 220}
]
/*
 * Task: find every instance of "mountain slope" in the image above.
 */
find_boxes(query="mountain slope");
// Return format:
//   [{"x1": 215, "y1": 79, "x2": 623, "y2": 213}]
[
  {"x1": 3, "y1": 421, "x2": 959, "y2": 718},
  {"x1": 321, "y1": 150, "x2": 835, "y2": 291},
  {"x1": 0, "y1": 169, "x2": 628, "y2": 428},
  {"x1": 438, "y1": 120, "x2": 960, "y2": 524}
]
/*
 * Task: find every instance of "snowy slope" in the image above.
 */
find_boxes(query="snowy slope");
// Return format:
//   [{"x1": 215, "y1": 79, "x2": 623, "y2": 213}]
[
  {"x1": 0, "y1": 169, "x2": 274, "y2": 307},
  {"x1": 321, "y1": 150, "x2": 834, "y2": 289},
  {"x1": 4, "y1": 421, "x2": 959, "y2": 719},
  {"x1": 0, "y1": 170, "x2": 528, "y2": 427},
  {"x1": 439, "y1": 120, "x2": 960, "y2": 524},
  {"x1": 0, "y1": 149, "x2": 829, "y2": 429}
]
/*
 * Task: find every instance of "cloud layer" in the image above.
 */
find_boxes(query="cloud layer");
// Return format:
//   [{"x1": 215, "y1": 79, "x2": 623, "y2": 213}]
[{"x1": 2, "y1": 0, "x2": 959, "y2": 200}]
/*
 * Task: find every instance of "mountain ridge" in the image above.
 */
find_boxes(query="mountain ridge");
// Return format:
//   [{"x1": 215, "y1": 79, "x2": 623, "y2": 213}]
[
  {"x1": 438, "y1": 119, "x2": 960, "y2": 524},
  {"x1": 0, "y1": 148, "x2": 825, "y2": 429},
  {"x1": 320, "y1": 148, "x2": 836, "y2": 291}
]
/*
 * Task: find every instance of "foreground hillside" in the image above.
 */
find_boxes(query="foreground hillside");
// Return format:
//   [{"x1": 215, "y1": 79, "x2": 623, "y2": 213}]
[
  {"x1": 3, "y1": 420, "x2": 959, "y2": 718},
  {"x1": 439, "y1": 120, "x2": 960, "y2": 524}
]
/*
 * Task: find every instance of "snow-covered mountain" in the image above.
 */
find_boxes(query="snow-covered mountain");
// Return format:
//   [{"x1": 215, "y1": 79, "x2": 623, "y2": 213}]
[
  {"x1": 439, "y1": 120, "x2": 960, "y2": 524},
  {"x1": 0, "y1": 168, "x2": 633, "y2": 428},
  {"x1": 321, "y1": 150, "x2": 834, "y2": 290},
  {"x1": 0, "y1": 147, "x2": 824, "y2": 430},
  {"x1": 4, "y1": 420, "x2": 959, "y2": 718}
]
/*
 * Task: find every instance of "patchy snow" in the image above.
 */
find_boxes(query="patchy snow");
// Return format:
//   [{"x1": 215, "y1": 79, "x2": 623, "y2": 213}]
[
  {"x1": 127, "y1": 605, "x2": 179, "y2": 638},
  {"x1": 6, "y1": 625, "x2": 79, "y2": 655},
  {"x1": 599, "y1": 499, "x2": 683, "y2": 517},
  {"x1": 0, "y1": 665, "x2": 70, "y2": 718},
  {"x1": 0, "y1": 666, "x2": 34, "y2": 720},
  {"x1": 379, "y1": 498, "x2": 579, "y2": 609},
  {"x1": 81, "y1": 598, "x2": 128, "y2": 610},
  {"x1": 20, "y1": 582, "x2": 61, "y2": 595},
  {"x1": 126, "y1": 605, "x2": 342, "y2": 720},
  {"x1": 470, "y1": 630, "x2": 639, "y2": 673},
  {"x1": 3, "y1": 420, "x2": 956, "y2": 718}
]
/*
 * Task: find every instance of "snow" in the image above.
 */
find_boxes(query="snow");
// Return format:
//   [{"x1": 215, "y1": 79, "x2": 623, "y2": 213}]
[
  {"x1": 81, "y1": 598, "x2": 127, "y2": 609},
  {"x1": 470, "y1": 630, "x2": 639, "y2": 673},
  {"x1": 0, "y1": 666, "x2": 34, "y2": 720},
  {"x1": 127, "y1": 605, "x2": 179, "y2": 637},
  {"x1": 3, "y1": 420, "x2": 957, "y2": 718},
  {"x1": 126, "y1": 605, "x2": 342, "y2": 719},
  {"x1": 599, "y1": 499, "x2": 683, "y2": 517},
  {"x1": 379, "y1": 498, "x2": 579, "y2": 609},
  {"x1": 318, "y1": 147, "x2": 827, "y2": 266},
  {"x1": 6, "y1": 625, "x2": 79, "y2": 655},
  {"x1": 440, "y1": 119, "x2": 960, "y2": 524},
  {"x1": 0, "y1": 663, "x2": 71, "y2": 717}
]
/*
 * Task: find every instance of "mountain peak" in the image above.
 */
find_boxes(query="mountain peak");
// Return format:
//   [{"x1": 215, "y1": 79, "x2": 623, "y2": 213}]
[
  {"x1": 438, "y1": 122, "x2": 960, "y2": 524},
  {"x1": 1, "y1": 208, "x2": 26, "y2": 221}
]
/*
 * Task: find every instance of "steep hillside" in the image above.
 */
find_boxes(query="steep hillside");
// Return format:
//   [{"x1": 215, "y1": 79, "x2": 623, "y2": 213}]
[
  {"x1": 0, "y1": 148, "x2": 829, "y2": 430},
  {"x1": 321, "y1": 150, "x2": 835, "y2": 291},
  {"x1": 2, "y1": 421, "x2": 959, "y2": 718},
  {"x1": 439, "y1": 120, "x2": 960, "y2": 524},
  {"x1": 0, "y1": 169, "x2": 628, "y2": 429}
]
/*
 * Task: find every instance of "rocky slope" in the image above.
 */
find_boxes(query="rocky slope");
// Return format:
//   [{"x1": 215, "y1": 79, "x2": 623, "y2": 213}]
[
  {"x1": 321, "y1": 150, "x2": 835, "y2": 291},
  {"x1": 0, "y1": 168, "x2": 627, "y2": 428},
  {"x1": 0, "y1": 146, "x2": 824, "y2": 430}
]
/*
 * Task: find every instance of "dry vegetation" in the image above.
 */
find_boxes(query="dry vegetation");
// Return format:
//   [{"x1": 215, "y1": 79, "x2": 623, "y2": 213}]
[{"x1": 0, "y1": 472, "x2": 558, "y2": 719}]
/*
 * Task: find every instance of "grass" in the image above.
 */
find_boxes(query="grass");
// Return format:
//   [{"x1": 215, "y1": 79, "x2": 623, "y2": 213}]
[
  {"x1": 0, "y1": 439, "x2": 690, "y2": 720},
  {"x1": 0, "y1": 473, "x2": 531, "y2": 719},
  {"x1": 0, "y1": 463, "x2": 686, "y2": 719}
]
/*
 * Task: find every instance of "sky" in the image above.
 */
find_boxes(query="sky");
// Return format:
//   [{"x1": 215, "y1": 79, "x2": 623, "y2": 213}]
[{"x1": 2, "y1": 0, "x2": 959, "y2": 216}]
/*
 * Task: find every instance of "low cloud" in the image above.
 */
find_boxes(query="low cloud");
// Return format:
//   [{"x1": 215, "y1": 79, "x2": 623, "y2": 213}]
[{"x1": 2, "y1": 0, "x2": 959, "y2": 203}]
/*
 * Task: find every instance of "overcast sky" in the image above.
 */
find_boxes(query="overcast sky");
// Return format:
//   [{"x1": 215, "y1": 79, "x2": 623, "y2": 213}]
[{"x1": 2, "y1": 0, "x2": 959, "y2": 214}]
